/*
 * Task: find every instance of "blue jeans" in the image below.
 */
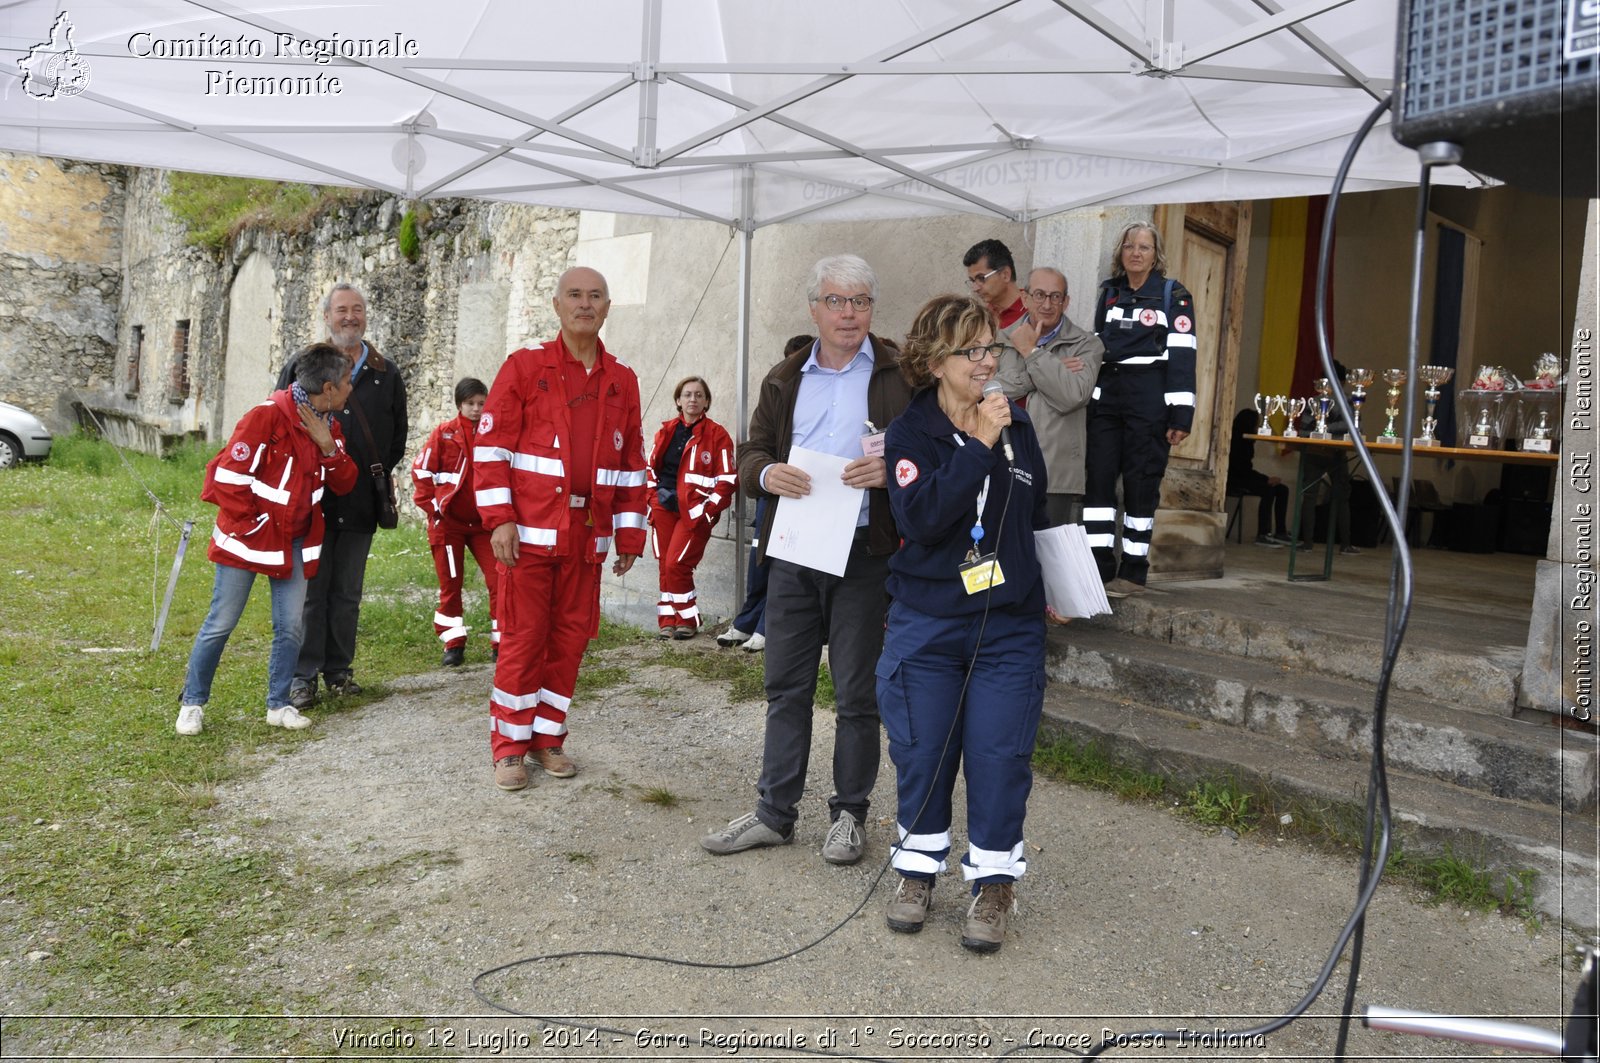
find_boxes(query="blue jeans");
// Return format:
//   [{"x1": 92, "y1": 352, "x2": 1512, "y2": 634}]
[{"x1": 181, "y1": 543, "x2": 307, "y2": 711}]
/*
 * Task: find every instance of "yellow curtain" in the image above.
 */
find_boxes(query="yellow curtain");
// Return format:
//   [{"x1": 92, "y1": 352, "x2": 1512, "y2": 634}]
[{"x1": 1257, "y1": 197, "x2": 1308, "y2": 398}]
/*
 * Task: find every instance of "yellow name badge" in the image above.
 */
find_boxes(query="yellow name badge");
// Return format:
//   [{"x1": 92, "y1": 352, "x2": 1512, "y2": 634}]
[{"x1": 959, "y1": 554, "x2": 1006, "y2": 595}]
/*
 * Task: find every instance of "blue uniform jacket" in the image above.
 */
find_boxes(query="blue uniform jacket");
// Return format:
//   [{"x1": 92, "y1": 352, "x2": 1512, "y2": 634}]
[{"x1": 884, "y1": 388, "x2": 1050, "y2": 617}]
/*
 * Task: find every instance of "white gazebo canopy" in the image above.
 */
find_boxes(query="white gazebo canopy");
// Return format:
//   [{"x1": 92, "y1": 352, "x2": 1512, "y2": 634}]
[{"x1": 1, "y1": 0, "x2": 1478, "y2": 228}]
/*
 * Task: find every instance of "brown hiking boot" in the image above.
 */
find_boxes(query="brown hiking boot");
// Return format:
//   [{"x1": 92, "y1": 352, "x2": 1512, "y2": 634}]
[
  {"x1": 493, "y1": 755, "x2": 528, "y2": 792},
  {"x1": 960, "y1": 881, "x2": 1016, "y2": 953},
  {"x1": 531, "y1": 746, "x2": 577, "y2": 778},
  {"x1": 886, "y1": 876, "x2": 933, "y2": 933}
]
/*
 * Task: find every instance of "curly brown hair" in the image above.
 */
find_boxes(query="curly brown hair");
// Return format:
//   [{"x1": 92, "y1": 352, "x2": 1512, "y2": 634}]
[{"x1": 898, "y1": 294, "x2": 998, "y2": 391}]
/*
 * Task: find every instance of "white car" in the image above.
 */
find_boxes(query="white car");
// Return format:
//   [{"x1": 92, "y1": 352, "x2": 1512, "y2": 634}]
[{"x1": 0, "y1": 401, "x2": 53, "y2": 469}]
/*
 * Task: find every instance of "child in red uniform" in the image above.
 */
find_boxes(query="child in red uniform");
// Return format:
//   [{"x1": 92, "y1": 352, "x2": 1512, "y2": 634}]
[{"x1": 412, "y1": 378, "x2": 499, "y2": 666}]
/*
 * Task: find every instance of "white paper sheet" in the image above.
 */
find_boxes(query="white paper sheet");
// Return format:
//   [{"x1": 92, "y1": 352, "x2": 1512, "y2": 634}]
[
  {"x1": 1035, "y1": 524, "x2": 1112, "y2": 618},
  {"x1": 764, "y1": 446, "x2": 861, "y2": 577}
]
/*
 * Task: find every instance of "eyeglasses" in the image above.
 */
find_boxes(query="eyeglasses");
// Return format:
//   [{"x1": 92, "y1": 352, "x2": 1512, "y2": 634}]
[
  {"x1": 817, "y1": 293, "x2": 874, "y2": 312},
  {"x1": 951, "y1": 343, "x2": 1006, "y2": 362},
  {"x1": 1121, "y1": 243, "x2": 1155, "y2": 254},
  {"x1": 1026, "y1": 289, "x2": 1067, "y2": 304},
  {"x1": 966, "y1": 268, "x2": 1000, "y2": 287}
]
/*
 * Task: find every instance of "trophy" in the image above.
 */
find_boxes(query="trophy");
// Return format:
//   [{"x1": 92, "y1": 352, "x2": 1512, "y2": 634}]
[
  {"x1": 1254, "y1": 392, "x2": 1272, "y2": 436},
  {"x1": 1310, "y1": 378, "x2": 1334, "y2": 439},
  {"x1": 1283, "y1": 396, "x2": 1306, "y2": 439},
  {"x1": 1346, "y1": 367, "x2": 1374, "y2": 440},
  {"x1": 1414, "y1": 365, "x2": 1453, "y2": 446},
  {"x1": 1378, "y1": 368, "x2": 1407, "y2": 441}
]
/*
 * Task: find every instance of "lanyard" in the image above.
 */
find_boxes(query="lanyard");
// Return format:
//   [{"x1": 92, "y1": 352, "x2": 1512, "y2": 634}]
[{"x1": 952, "y1": 432, "x2": 991, "y2": 552}]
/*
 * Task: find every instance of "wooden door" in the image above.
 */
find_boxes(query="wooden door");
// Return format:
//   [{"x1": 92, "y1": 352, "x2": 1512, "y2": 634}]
[{"x1": 1148, "y1": 201, "x2": 1252, "y2": 582}]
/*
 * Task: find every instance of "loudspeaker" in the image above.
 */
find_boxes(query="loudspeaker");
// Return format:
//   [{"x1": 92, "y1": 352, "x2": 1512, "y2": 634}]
[{"x1": 1393, "y1": 0, "x2": 1599, "y2": 196}]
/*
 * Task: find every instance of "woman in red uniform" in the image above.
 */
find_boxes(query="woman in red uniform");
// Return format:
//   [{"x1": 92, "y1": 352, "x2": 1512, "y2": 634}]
[
  {"x1": 412, "y1": 377, "x2": 499, "y2": 666},
  {"x1": 647, "y1": 376, "x2": 736, "y2": 639}
]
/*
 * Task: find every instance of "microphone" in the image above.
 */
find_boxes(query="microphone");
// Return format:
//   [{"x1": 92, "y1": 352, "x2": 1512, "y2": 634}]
[{"x1": 981, "y1": 378, "x2": 1015, "y2": 464}]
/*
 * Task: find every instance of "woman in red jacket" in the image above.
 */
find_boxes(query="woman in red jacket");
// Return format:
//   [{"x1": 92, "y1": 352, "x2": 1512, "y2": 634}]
[
  {"x1": 412, "y1": 377, "x2": 498, "y2": 667},
  {"x1": 647, "y1": 376, "x2": 736, "y2": 639},
  {"x1": 176, "y1": 344, "x2": 358, "y2": 736}
]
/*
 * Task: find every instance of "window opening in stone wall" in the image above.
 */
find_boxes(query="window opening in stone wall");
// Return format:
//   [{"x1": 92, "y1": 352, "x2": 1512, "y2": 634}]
[
  {"x1": 126, "y1": 325, "x2": 143, "y2": 398},
  {"x1": 169, "y1": 319, "x2": 191, "y2": 402}
]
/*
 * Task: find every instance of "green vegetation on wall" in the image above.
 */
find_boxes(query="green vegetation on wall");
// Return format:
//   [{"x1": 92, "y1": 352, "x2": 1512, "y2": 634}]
[{"x1": 161, "y1": 173, "x2": 364, "y2": 251}]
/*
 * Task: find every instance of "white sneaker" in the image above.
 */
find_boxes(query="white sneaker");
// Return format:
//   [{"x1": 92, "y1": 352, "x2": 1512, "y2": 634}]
[
  {"x1": 742, "y1": 632, "x2": 766, "y2": 652},
  {"x1": 266, "y1": 705, "x2": 312, "y2": 730},
  {"x1": 716, "y1": 627, "x2": 751, "y2": 647},
  {"x1": 175, "y1": 704, "x2": 204, "y2": 736}
]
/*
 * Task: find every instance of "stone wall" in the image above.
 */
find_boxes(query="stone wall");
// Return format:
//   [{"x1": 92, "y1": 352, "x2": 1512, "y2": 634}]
[{"x1": 0, "y1": 153, "x2": 124, "y2": 428}]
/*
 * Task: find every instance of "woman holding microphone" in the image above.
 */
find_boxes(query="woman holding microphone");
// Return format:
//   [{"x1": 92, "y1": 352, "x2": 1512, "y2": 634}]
[{"x1": 877, "y1": 294, "x2": 1065, "y2": 953}]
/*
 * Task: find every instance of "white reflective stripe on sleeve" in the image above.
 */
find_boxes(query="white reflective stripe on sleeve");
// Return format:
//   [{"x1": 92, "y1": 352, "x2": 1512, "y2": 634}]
[
  {"x1": 212, "y1": 467, "x2": 257, "y2": 488},
  {"x1": 413, "y1": 467, "x2": 435, "y2": 482},
  {"x1": 492, "y1": 686, "x2": 542, "y2": 711},
  {"x1": 476, "y1": 487, "x2": 512, "y2": 507},
  {"x1": 613, "y1": 511, "x2": 647, "y2": 530},
  {"x1": 961, "y1": 841, "x2": 1027, "y2": 881},
  {"x1": 517, "y1": 524, "x2": 558, "y2": 546},
  {"x1": 1123, "y1": 540, "x2": 1151, "y2": 556},
  {"x1": 596, "y1": 467, "x2": 648, "y2": 487},
  {"x1": 492, "y1": 718, "x2": 534, "y2": 741},
  {"x1": 211, "y1": 525, "x2": 286, "y2": 567},
  {"x1": 683, "y1": 472, "x2": 718, "y2": 489},
  {"x1": 434, "y1": 471, "x2": 461, "y2": 485},
  {"x1": 1165, "y1": 391, "x2": 1197, "y2": 406},
  {"x1": 593, "y1": 535, "x2": 613, "y2": 553},
  {"x1": 532, "y1": 716, "x2": 569, "y2": 736},
  {"x1": 510, "y1": 452, "x2": 564, "y2": 477},
  {"x1": 1081, "y1": 507, "x2": 1118, "y2": 522},
  {"x1": 539, "y1": 688, "x2": 572, "y2": 712},
  {"x1": 687, "y1": 502, "x2": 706, "y2": 520},
  {"x1": 302, "y1": 542, "x2": 321, "y2": 562},
  {"x1": 1117, "y1": 353, "x2": 1168, "y2": 366},
  {"x1": 1167, "y1": 333, "x2": 1198, "y2": 349},
  {"x1": 474, "y1": 445, "x2": 510, "y2": 463},
  {"x1": 1085, "y1": 532, "x2": 1116, "y2": 548},
  {"x1": 1123, "y1": 515, "x2": 1155, "y2": 531}
]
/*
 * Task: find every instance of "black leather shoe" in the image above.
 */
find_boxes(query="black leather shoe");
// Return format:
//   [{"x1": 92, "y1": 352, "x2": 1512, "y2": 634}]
[{"x1": 441, "y1": 646, "x2": 465, "y2": 667}]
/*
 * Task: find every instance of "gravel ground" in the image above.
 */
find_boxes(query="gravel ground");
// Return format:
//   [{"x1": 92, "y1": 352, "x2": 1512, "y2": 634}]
[{"x1": 6, "y1": 640, "x2": 1583, "y2": 1060}]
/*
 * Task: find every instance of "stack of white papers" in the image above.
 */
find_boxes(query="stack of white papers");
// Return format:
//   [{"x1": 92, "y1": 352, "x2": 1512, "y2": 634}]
[{"x1": 1034, "y1": 524, "x2": 1112, "y2": 618}]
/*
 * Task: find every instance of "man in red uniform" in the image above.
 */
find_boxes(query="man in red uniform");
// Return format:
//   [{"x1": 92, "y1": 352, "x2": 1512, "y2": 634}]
[{"x1": 474, "y1": 267, "x2": 647, "y2": 791}]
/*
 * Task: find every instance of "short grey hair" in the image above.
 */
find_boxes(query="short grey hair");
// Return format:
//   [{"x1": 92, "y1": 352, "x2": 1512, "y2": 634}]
[
  {"x1": 1026, "y1": 267, "x2": 1068, "y2": 296},
  {"x1": 806, "y1": 254, "x2": 878, "y2": 304},
  {"x1": 292, "y1": 343, "x2": 348, "y2": 393},
  {"x1": 321, "y1": 282, "x2": 367, "y2": 314}
]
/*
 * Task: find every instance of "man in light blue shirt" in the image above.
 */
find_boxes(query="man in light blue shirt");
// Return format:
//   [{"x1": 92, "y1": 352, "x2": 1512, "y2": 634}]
[{"x1": 702, "y1": 254, "x2": 913, "y2": 866}]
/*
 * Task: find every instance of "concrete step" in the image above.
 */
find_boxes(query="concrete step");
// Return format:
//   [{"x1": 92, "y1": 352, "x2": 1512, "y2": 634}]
[
  {"x1": 1037, "y1": 686, "x2": 1600, "y2": 932},
  {"x1": 1046, "y1": 624, "x2": 1596, "y2": 813},
  {"x1": 1087, "y1": 589, "x2": 1524, "y2": 716}
]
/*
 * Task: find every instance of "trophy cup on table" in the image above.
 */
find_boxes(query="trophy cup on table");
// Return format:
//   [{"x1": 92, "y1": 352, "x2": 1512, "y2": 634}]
[
  {"x1": 1346, "y1": 367, "x2": 1374, "y2": 440},
  {"x1": 1283, "y1": 397, "x2": 1306, "y2": 439},
  {"x1": 1254, "y1": 392, "x2": 1273, "y2": 436},
  {"x1": 1310, "y1": 378, "x2": 1334, "y2": 439},
  {"x1": 1378, "y1": 368, "x2": 1407, "y2": 441},
  {"x1": 1414, "y1": 365, "x2": 1453, "y2": 446}
]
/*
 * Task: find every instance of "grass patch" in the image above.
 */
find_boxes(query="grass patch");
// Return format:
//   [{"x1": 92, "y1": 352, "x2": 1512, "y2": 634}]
[
  {"x1": 162, "y1": 173, "x2": 366, "y2": 251},
  {"x1": 1032, "y1": 735, "x2": 1166, "y2": 800},
  {"x1": 662, "y1": 648, "x2": 766, "y2": 703},
  {"x1": 638, "y1": 787, "x2": 680, "y2": 808},
  {"x1": 1184, "y1": 779, "x2": 1258, "y2": 833}
]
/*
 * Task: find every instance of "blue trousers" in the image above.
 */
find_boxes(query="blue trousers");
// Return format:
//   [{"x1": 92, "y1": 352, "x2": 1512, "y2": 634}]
[
  {"x1": 732, "y1": 498, "x2": 770, "y2": 636},
  {"x1": 181, "y1": 543, "x2": 307, "y2": 711},
  {"x1": 876, "y1": 601, "x2": 1045, "y2": 885}
]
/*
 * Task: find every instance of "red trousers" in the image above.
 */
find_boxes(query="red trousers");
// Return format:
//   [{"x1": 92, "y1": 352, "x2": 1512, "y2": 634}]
[
  {"x1": 488, "y1": 511, "x2": 600, "y2": 761},
  {"x1": 651, "y1": 508, "x2": 712, "y2": 631},
  {"x1": 430, "y1": 520, "x2": 499, "y2": 649}
]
